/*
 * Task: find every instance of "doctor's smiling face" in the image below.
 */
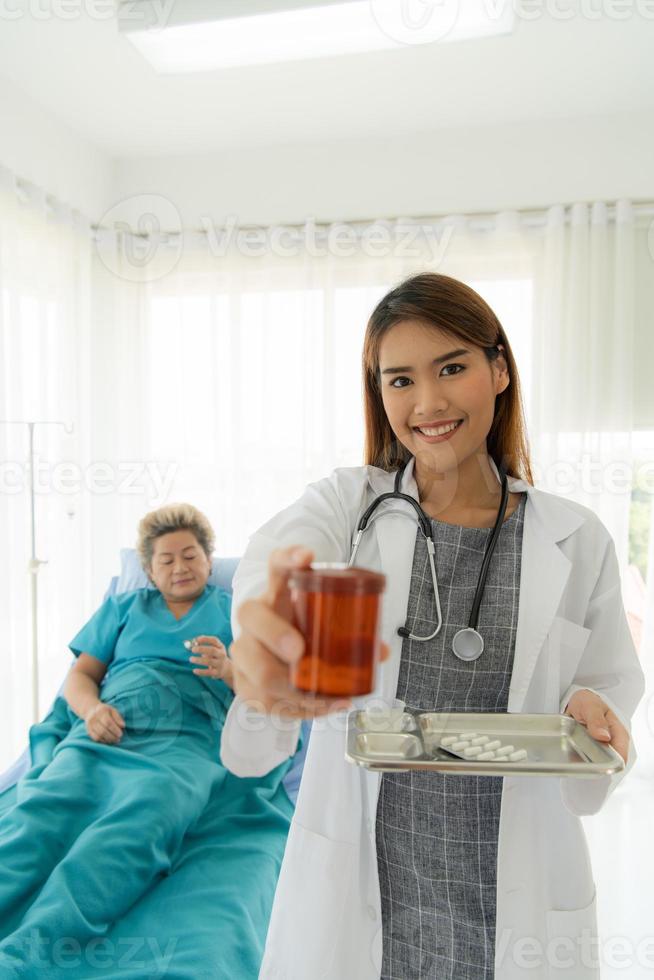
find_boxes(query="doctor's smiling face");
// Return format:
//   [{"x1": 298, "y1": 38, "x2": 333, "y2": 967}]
[
  {"x1": 363, "y1": 272, "x2": 533, "y2": 513},
  {"x1": 378, "y1": 318, "x2": 510, "y2": 512}
]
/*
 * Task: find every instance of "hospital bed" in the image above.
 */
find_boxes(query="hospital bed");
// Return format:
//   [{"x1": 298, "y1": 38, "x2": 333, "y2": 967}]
[
  {"x1": 0, "y1": 549, "x2": 311, "y2": 978},
  {"x1": 0, "y1": 549, "x2": 311, "y2": 801}
]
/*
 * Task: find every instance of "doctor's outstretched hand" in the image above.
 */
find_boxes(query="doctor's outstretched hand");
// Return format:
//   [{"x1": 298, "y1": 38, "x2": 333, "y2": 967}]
[
  {"x1": 231, "y1": 545, "x2": 390, "y2": 720},
  {"x1": 564, "y1": 689, "x2": 630, "y2": 764}
]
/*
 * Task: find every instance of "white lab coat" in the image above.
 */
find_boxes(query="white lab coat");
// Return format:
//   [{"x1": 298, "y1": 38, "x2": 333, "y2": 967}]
[{"x1": 220, "y1": 458, "x2": 645, "y2": 980}]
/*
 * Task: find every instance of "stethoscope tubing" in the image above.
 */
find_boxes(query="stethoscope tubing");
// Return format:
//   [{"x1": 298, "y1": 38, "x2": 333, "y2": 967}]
[{"x1": 347, "y1": 456, "x2": 509, "y2": 656}]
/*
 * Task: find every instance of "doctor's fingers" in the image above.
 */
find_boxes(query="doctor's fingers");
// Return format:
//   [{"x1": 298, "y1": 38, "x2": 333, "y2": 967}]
[
  {"x1": 236, "y1": 597, "x2": 305, "y2": 666},
  {"x1": 261, "y1": 550, "x2": 389, "y2": 664},
  {"x1": 575, "y1": 704, "x2": 630, "y2": 762},
  {"x1": 574, "y1": 700, "x2": 613, "y2": 741},
  {"x1": 233, "y1": 667, "x2": 349, "y2": 719},
  {"x1": 263, "y1": 546, "x2": 315, "y2": 609},
  {"x1": 230, "y1": 629, "x2": 303, "y2": 701},
  {"x1": 606, "y1": 710, "x2": 629, "y2": 763},
  {"x1": 231, "y1": 635, "x2": 346, "y2": 717}
]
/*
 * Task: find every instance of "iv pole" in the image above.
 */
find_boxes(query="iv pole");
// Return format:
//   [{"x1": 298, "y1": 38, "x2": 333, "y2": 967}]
[{"x1": 0, "y1": 419, "x2": 74, "y2": 723}]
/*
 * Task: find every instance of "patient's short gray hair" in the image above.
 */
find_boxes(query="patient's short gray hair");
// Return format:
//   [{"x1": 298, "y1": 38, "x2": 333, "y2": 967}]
[{"x1": 137, "y1": 503, "x2": 215, "y2": 570}]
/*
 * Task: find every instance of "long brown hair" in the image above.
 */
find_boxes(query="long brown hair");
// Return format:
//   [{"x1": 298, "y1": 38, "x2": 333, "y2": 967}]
[{"x1": 362, "y1": 272, "x2": 534, "y2": 484}]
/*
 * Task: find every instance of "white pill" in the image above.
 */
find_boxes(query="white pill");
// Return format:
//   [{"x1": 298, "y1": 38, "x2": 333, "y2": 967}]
[
  {"x1": 509, "y1": 749, "x2": 528, "y2": 762},
  {"x1": 463, "y1": 732, "x2": 478, "y2": 739},
  {"x1": 470, "y1": 736, "x2": 489, "y2": 745},
  {"x1": 463, "y1": 746, "x2": 484, "y2": 757},
  {"x1": 495, "y1": 745, "x2": 515, "y2": 757},
  {"x1": 452, "y1": 740, "x2": 470, "y2": 751},
  {"x1": 441, "y1": 736, "x2": 459, "y2": 747},
  {"x1": 477, "y1": 751, "x2": 497, "y2": 761},
  {"x1": 484, "y1": 740, "x2": 502, "y2": 751}
]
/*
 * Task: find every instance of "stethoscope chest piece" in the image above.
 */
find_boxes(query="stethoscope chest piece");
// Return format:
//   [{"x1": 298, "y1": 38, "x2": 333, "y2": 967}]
[
  {"x1": 451, "y1": 626, "x2": 485, "y2": 662},
  {"x1": 349, "y1": 455, "x2": 509, "y2": 660}
]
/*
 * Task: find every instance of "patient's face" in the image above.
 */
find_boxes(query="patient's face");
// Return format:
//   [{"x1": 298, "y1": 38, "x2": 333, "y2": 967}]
[{"x1": 149, "y1": 530, "x2": 211, "y2": 604}]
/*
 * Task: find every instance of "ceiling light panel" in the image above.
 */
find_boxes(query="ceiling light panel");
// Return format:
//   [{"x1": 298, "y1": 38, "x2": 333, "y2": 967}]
[{"x1": 119, "y1": 0, "x2": 515, "y2": 72}]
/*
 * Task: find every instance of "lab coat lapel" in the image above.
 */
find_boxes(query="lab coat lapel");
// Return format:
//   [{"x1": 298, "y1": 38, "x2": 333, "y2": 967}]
[
  {"x1": 366, "y1": 457, "x2": 587, "y2": 712},
  {"x1": 508, "y1": 491, "x2": 578, "y2": 712},
  {"x1": 366, "y1": 459, "x2": 421, "y2": 702}
]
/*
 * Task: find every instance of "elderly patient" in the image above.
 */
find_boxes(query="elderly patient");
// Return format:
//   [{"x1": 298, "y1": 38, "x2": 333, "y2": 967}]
[
  {"x1": 0, "y1": 504, "x2": 296, "y2": 980},
  {"x1": 68, "y1": 504, "x2": 235, "y2": 741}
]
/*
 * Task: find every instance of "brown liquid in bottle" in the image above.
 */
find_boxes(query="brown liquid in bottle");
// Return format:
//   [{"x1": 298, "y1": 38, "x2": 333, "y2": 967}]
[{"x1": 288, "y1": 565, "x2": 386, "y2": 697}]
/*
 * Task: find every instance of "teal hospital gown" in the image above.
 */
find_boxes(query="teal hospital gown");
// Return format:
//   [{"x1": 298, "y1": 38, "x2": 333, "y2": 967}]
[
  {"x1": 68, "y1": 583, "x2": 234, "y2": 673},
  {"x1": 0, "y1": 585, "x2": 296, "y2": 979}
]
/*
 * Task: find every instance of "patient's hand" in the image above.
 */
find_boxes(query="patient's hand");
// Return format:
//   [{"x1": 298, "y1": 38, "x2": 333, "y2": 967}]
[
  {"x1": 86, "y1": 702, "x2": 126, "y2": 744},
  {"x1": 188, "y1": 636, "x2": 234, "y2": 688}
]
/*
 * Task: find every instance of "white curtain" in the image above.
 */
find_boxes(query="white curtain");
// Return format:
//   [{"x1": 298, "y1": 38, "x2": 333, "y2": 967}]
[
  {"x1": 134, "y1": 212, "x2": 538, "y2": 556},
  {"x1": 522, "y1": 199, "x2": 654, "y2": 979},
  {"x1": 135, "y1": 205, "x2": 643, "y2": 561},
  {"x1": 531, "y1": 201, "x2": 636, "y2": 568},
  {"x1": 0, "y1": 166, "x2": 93, "y2": 764},
  {"x1": 1, "y1": 175, "x2": 653, "y2": 974}
]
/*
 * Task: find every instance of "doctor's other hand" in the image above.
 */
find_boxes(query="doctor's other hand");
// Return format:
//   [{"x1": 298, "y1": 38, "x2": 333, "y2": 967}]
[
  {"x1": 232, "y1": 545, "x2": 390, "y2": 720},
  {"x1": 85, "y1": 701, "x2": 125, "y2": 744},
  {"x1": 564, "y1": 689, "x2": 629, "y2": 764}
]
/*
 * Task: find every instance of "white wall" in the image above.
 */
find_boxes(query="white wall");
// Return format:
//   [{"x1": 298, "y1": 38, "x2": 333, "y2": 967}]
[
  {"x1": 112, "y1": 110, "x2": 654, "y2": 229},
  {"x1": 1, "y1": 76, "x2": 652, "y2": 428},
  {"x1": 1, "y1": 68, "x2": 651, "y2": 236},
  {"x1": 0, "y1": 74, "x2": 113, "y2": 221}
]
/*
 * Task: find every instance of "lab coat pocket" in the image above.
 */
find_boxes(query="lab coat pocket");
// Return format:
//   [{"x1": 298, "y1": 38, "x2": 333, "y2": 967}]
[
  {"x1": 261, "y1": 822, "x2": 356, "y2": 980},
  {"x1": 546, "y1": 888, "x2": 599, "y2": 979},
  {"x1": 547, "y1": 615, "x2": 592, "y2": 702}
]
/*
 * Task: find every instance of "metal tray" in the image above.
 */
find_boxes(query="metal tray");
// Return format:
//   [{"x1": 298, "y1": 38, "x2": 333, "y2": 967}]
[{"x1": 345, "y1": 710, "x2": 624, "y2": 777}]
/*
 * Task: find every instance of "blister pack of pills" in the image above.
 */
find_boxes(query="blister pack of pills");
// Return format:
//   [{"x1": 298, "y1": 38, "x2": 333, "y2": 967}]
[{"x1": 439, "y1": 733, "x2": 528, "y2": 763}]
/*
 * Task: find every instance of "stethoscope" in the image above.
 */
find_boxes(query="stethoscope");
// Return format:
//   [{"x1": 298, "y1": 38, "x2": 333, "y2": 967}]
[{"x1": 347, "y1": 456, "x2": 509, "y2": 662}]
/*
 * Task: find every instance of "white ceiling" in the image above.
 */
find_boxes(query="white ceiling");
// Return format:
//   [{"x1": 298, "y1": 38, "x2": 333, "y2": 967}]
[{"x1": 0, "y1": 8, "x2": 652, "y2": 157}]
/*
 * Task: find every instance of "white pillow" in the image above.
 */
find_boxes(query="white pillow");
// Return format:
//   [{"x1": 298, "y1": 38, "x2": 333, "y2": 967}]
[{"x1": 113, "y1": 548, "x2": 240, "y2": 596}]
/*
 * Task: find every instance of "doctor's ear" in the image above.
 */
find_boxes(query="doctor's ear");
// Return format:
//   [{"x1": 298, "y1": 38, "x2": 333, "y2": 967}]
[{"x1": 491, "y1": 344, "x2": 510, "y2": 395}]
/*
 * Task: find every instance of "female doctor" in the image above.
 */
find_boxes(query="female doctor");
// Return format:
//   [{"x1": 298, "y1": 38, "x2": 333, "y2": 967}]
[{"x1": 219, "y1": 272, "x2": 645, "y2": 980}]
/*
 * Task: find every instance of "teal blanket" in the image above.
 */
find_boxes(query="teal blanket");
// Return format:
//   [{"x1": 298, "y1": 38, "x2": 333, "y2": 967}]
[{"x1": 0, "y1": 662, "x2": 294, "y2": 979}]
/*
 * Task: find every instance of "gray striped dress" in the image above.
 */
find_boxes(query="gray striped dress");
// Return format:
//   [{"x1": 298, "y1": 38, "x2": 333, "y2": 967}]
[{"x1": 376, "y1": 492, "x2": 527, "y2": 980}]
